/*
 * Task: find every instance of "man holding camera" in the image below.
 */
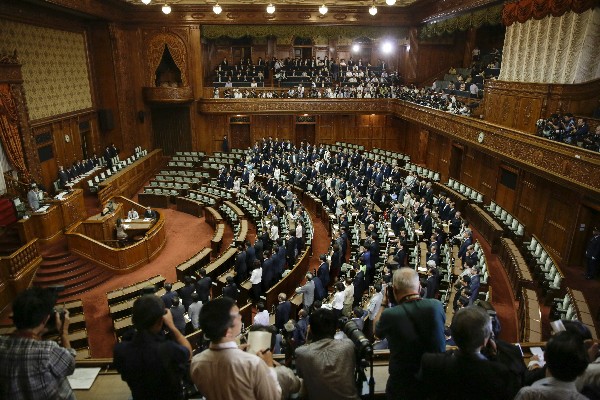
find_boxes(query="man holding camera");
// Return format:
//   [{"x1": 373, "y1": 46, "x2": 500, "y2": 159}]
[
  {"x1": 113, "y1": 294, "x2": 192, "y2": 400},
  {"x1": 0, "y1": 287, "x2": 76, "y2": 399},
  {"x1": 295, "y1": 308, "x2": 360, "y2": 399},
  {"x1": 374, "y1": 268, "x2": 446, "y2": 400}
]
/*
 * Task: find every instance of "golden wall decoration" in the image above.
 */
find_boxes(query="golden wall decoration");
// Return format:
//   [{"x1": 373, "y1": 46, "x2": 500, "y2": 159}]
[
  {"x1": 201, "y1": 25, "x2": 407, "y2": 44},
  {"x1": 145, "y1": 32, "x2": 189, "y2": 87},
  {"x1": 420, "y1": 4, "x2": 503, "y2": 38},
  {"x1": 0, "y1": 20, "x2": 92, "y2": 121}
]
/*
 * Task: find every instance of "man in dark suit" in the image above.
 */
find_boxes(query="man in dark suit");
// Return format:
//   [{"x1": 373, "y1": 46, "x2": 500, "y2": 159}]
[
  {"x1": 222, "y1": 276, "x2": 239, "y2": 302},
  {"x1": 234, "y1": 245, "x2": 247, "y2": 285},
  {"x1": 317, "y1": 255, "x2": 330, "y2": 289},
  {"x1": 275, "y1": 293, "x2": 292, "y2": 331},
  {"x1": 585, "y1": 226, "x2": 600, "y2": 279},
  {"x1": 468, "y1": 267, "x2": 481, "y2": 305},
  {"x1": 144, "y1": 206, "x2": 157, "y2": 219},
  {"x1": 420, "y1": 306, "x2": 519, "y2": 400},
  {"x1": 58, "y1": 165, "x2": 70, "y2": 188},
  {"x1": 426, "y1": 245, "x2": 440, "y2": 266},
  {"x1": 179, "y1": 276, "x2": 196, "y2": 312},
  {"x1": 457, "y1": 231, "x2": 473, "y2": 264},
  {"x1": 195, "y1": 268, "x2": 212, "y2": 303},
  {"x1": 261, "y1": 250, "x2": 275, "y2": 291},
  {"x1": 419, "y1": 208, "x2": 433, "y2": 243}
]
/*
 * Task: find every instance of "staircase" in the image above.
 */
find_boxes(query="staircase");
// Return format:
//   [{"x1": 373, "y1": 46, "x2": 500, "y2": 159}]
[
  {"x1": 0, "y1": 225, "x2": 22, "y2": 257},
  {"x1": 33, "y1": 248, "x2": 113, "y2": 300}
]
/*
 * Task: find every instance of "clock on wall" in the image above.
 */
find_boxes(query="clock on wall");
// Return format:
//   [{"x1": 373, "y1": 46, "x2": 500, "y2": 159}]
[
  {"x1": 64, "y1": 134, "x2": 71, "y2": 143},
  {"x1": 477, "y1": 132, "x2": 485, "y2": 143}
]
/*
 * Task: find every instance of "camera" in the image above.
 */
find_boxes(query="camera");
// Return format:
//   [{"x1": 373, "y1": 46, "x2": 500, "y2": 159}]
[{"x1": 339, "y1": 317, "x2": 372, "y2": 358}]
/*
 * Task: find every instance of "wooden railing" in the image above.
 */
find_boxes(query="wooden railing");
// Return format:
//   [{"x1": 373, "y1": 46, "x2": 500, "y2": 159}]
[{"x1": 0, "y1": 239, "x2": 42, "y2": 310}]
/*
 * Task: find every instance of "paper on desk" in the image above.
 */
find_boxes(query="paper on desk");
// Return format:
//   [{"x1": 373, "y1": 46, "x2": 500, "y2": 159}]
[
  {"x1": 143, "y1": 218, "x2": 152, "y2": 221},
  {"x1": 247, "y1": 331, "x2": 272, "y2": 355},
  {"x1": 67, "y1": 367, "x2": 101, "y2": 390}
]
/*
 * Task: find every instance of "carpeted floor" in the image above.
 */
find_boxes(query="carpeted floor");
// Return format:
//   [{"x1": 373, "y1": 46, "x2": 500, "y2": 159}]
[{"x1": 75, "y1": 207, "x2": 223, "y2": 357}]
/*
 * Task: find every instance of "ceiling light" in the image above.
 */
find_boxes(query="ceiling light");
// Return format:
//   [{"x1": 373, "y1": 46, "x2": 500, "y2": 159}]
[
  {"x1": 213, "y1": 3, "x2": 222, "y2": 14},
  {"x1": 266, "y1": 3, "x2": 276, "y2": 14},
  {"x1": 162, "y1": 3, "x2": 171, "y2": 14},
  {"x1": 352, "y1": 44, "x2": 360, "y2": 52},
  {"x1": 369, "y1": 4, "x2": 378, "y2": 16},
  {"x1": 382, "y1": 41, "x2": 393, "y2": 54},
  {"x1": 141, "y1": 0, "x2": 151, "y2": 4},
  {"x1": 319, "y1": 4, "x2": 328, "y2": 15},
  {"x1": 386, "y1": 0, "x2": 396, "y2": 5}
]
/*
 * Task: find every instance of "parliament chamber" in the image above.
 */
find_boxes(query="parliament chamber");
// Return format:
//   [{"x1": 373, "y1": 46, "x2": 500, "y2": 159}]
[{"x1": 0, "y1": 0, "x2": 599, "y2": 398}]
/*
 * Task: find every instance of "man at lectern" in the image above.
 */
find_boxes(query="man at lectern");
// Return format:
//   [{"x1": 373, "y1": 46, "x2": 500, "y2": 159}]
[
  {"x1": 127, "y1": 208, "x2": 139, "y2": 220},
  {"x1": 144, "y1": 206, "x2": 157, "y2": 219}
]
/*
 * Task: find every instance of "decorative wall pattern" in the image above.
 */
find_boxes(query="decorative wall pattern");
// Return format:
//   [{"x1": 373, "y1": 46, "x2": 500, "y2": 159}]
[
  {"x1": 201, "y1": 25, "x2": 407, "y2": 43},
  {"x1": 0, "y1": 20, "x2": 92, "y2": 121},
  {"x1": 420, "y1": 4, "x2": 503, "y2": 38},
  {"x1": 500, "y1": 8, "x2": 600, "y2": 84}
]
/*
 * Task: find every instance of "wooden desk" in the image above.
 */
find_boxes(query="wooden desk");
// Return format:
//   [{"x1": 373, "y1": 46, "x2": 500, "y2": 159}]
[
  {"x1": 519, "y1": 288, "x2": 542, "y2": 342},
  {"x1": 204, "y1": 207, "x2": 223, "y2": 229},
  {"x1": 176, "y1": 247, "x2": 212, "y2": 281},
  {"x1": 465, "y1": 203, "x2": 504, "y2": 253},
  {"x1": 223, "y1": 201, "x2": 246, "y2": 221},
  {"x1": 16, "y1": 189, "x2": 85, "y2": 245},
  {"x1": 82, "y1": 203, "x2": 123, "y2": 242},
  {"x1": 205, "y1": 247, "x2": 237, "y2": 279},
  {"x1": 211, "y1": 223, "x2": 225, "y2": 256},
  {"x1": 499, "y1": 238, "x2": 534, "y2": 299},
  {"x1": 97, "y1": 149, "x2": 163, "y2": 204},
  {"x1": 235, "y1": 219, "x2": 248, "y2": 247},
  {"x1": 176, "y1": 196, "x2": 204, "y2": 217},
  {"x1": 138, "y1": 192, "x2": 170, "y2": 209},
  {"x1": 122, "y1": 219, "x2": 155, "y2": 238}
]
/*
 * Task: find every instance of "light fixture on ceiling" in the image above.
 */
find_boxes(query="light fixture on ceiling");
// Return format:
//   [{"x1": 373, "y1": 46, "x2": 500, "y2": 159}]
[
  {"x1": 319, "y1": 4, "x2": 328, "y2": 15},
  {"x1": 381, "y1": 41, "x2": 393, "y2": 54},
  {"x1": 266, "y1": 3, "x2": 276, "y2": 14},
  {"x1": 352, "y1": 43, "x2": 361, "y2": 52},
  {"x1": 213, "y1": 2, "x2": 222, "y2": 14},
  {"x1": 386, "y1": 0, "x2": 396, "y2": 5},
  {"x1": 162, "y1": 3, "x2": 171, "y2": 14},
  {"x1": 141, "y1": 0, "x2": 151, "y2": 4},
  {"x1": 369, "y1": 3, "x2": 378, "y2": 16}
]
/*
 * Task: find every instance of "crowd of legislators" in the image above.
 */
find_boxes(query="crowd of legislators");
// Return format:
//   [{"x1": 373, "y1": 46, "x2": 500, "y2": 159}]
[{"x1": 537, "y1": 113, "x2": 600, "y2": 152}]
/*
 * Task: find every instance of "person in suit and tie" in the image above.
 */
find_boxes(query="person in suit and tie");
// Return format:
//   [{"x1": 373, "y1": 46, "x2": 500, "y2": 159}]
[
  {"x1": 457, "y1": 230, "x2": 473, "y2": 264},
  {"x1": 143, "y1": 206, "x2": 157, "y2": 219},
  {"x1": 275, "y1": 293, "x2": 291, "y2": 331},
  {"x1": 234, "y1": 244, "x2": 247, "y2": 286},
  {"x1": 585, "y1": 226, "x2": 600, "y2": 280},
  {"x1": 419, "y1": 208, "x2": 433, "y2": 243}
]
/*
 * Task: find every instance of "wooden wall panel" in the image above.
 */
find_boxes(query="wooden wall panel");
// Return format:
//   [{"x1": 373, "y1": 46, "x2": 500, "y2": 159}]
[
  {"x1": 484, "y1": 79, "x2": 600, "y2": 133},
  {"x1": 541, "y1": 195, "x2": 578, "y2": 263},
  {"x1": 317, "y1": 115, "x2": 334, "y2": 142}
]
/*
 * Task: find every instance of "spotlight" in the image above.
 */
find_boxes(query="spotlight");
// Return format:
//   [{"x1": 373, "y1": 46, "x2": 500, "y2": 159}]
[
  {"x1": 319, "y1": 4, "x2": 328, "y2": 15},
  {"x1": 162, "y1": 3, "x2": 171, "y2": 14},
  {"x1": 369, "y1": 4, "x2": 378, "y2": 16},
  {"x1": 381, "y1": 41, "x2": 393, "y2": 54},
  {"x1": 352, "y1": 44, "x2": 361, "y2": 52},
  {"x1": 141, "y1": 0, "x2": 151, "y2": 4},
  {"x1": 386, "y1": 0, "x2": 396, "y2": 4},
  {"x1": 266, "y1": 3, "x2": 276, "y2": 14},
  {"x1": 213, "y1": 3, "x2": 222, "y2": 14}
]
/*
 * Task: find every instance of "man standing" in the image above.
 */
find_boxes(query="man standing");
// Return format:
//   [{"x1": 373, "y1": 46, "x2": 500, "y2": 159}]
[
  {"x1": 585, "y1": 227, "x2": 600, "y2": 280},
  {"x1": 275, "y1": 293, "x2": 292, "y2": 332},
  {"x1": 295, "y1": 308, "x2": 360, "y2": 400},
  {"x1": 375, "y1": 268, "x2": 446, "y2": 399},
  {"x1": 0, "y1": 287, "x2": 76, "y2": 400},
  {"x1": 190, "y1": 298, "x2": 281, "y2": 399},
  {"x1": 114, "y1": 294, "x2": 192, "y2": 400},
  {"x1": 27, "y1": 184, "x2": 40, "y2": 211},
  {"x1": 195, "y1": 268, "x2": 212, "y2": 304},
  {"x1": 420, "y1": 306, "x2": 518, "y2": 399},
  {"x1": 188, "y1": 293, "x2": 202, "y2": 331},
  {"x1": 295, "y1": 273, "x2": 315, "y2": 310}
]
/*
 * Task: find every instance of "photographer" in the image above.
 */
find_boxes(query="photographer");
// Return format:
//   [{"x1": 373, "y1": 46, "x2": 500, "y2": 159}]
[
  {"x1": 295, "y1": 308, "x2": 360, "y2": 399},
  {"x1": 113, "y1": 294, "x2": 192, "y2": 400},
  {"x1": 0, "y1": 287, "x2": 76, "y2": 399}
]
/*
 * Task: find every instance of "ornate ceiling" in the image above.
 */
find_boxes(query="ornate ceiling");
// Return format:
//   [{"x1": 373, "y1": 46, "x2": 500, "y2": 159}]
[{"x1": 119, "y1": 0, "x2": 421, "y2": 6}]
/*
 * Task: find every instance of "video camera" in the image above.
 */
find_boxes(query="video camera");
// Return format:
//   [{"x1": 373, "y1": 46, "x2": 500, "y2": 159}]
[{"x1": 338, "y1": 317, "x2": 373, "y2": 358}]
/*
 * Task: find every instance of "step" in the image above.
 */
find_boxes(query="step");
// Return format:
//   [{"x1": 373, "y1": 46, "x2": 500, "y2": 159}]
[
  {"x1": 57, "y1": 270, "x2": 113, "y2": 300},
  {"x1": 40, "y1": 252, "x2": 74, "y2": 263},
  {"x1": 36, "y1": 259, "x2": 88, "y2": 276},
  {"x1": 33, "y1": 264, "x2": 99, "y2": 286}
]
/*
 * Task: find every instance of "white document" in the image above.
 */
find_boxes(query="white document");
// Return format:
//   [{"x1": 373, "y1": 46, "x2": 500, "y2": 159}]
[
  {"x1": 247, "y1": 331, "x2": 272, "y2": 355},
  {"x1": 67, "y1": 367, "x2": 101, "y2": 390}
]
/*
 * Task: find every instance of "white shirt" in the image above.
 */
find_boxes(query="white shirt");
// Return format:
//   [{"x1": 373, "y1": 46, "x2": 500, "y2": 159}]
[
  {"x1": 270, "y1": 225, "x2": 279, "y2": 241},
  {"x1": 330, "y1": 291, "x2": 344, "y2": 310},
  {"x1": 127, "y1": 210, "x2": 139, "y2": 219},
  {"x1": 250, "y1": 267, "x2": 262, "y2": 285},
  {"x1": 366, "y1": 292, "x2": 383, "y2": 320},
  {"x1": 254, "y1": 310, "x2": 270, "y2": 326},
  {"x1": 343, "y1": 283, "x2": 354, "y2": 306},
  {"x1": 296, "y1": 223, "x2": 303, "y2": 239}
]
